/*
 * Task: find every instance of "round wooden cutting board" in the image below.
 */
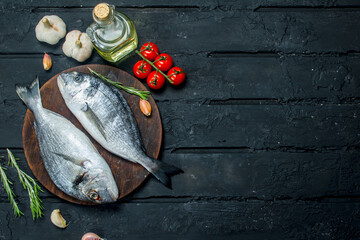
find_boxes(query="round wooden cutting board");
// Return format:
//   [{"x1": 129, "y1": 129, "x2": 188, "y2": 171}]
[{"x1": 22, "y1": 64, "x2": 162, "y2": 205}]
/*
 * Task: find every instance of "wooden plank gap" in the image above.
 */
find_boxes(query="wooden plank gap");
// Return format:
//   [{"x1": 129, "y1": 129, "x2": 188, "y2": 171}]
[
  {"x1": 170, "y1": 146, "x2": 360, "y2": 154},
  {"x1": 254, "y1": 5, "x2": 360, "y2": 12},
  {"x1": 170, "y1": 146, "x2": 251, "y2": 154},
  {"x1": 128, "y1": 195, "x2": 360, "y2": 203},
  {"x1": 32, "y1": 5, "x2": 200, "y2": 13},
  {"x1": 298, "y1": 195, "x2": 360, "y2": 203},
  {"x1": 208, "y1": 51, "x2": 281, "y2": 58},
  {"x1": 0, "y1": 148, "x2": 24, "y2": 154},
  {"x1": 0, "y1": 52, "x2": 63, "y2": 58},
  {"x1": 208, "y1": 50, "x2": 360, "y2": 58},
  {"x1": 209, "y1": 98, "x2": 279, "y2": 105},
  {"x1": 209, "y1": 97, "x2": 360, "y2": 105}
]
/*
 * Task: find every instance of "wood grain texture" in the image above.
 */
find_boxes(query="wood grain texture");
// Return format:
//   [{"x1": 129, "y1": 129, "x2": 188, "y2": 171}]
[
  {"x1": 2, "y1": 10, "x2": 360, "y2": 54},
  {"x1": 2, "y1": 150, "x2": 359, "y2": 200},
  {"x1": 1, "y1": 1, "x2": 360, "y2": 239},
  {"x1": 4, "y1": 0, "x2": 360, "y2": 9},
  {"x1": 0, "y1": 201, "x2": 360, "y2": 240},
  {"x1": 2, "y1": 54, "x2": 360, "y2": 103},
  {"x1": 3, "y1": 101, "x2": 360, "y2": 149},
  {"x1": 22, "y1": 64, "x2": 162, "y2": 204}
]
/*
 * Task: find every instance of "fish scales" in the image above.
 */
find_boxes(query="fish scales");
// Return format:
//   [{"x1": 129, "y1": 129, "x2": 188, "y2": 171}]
[
  {"x1": 16, "y1": 78, "x2": 118, "y2": 203},
  {"x1": 58, "y1": 72, "x2": 182, "y2": 188}
]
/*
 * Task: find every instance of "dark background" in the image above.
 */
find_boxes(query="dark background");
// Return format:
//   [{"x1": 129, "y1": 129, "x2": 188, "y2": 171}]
[{"x1": 1, "y1": 0, "x2": 360, "y2": 239}]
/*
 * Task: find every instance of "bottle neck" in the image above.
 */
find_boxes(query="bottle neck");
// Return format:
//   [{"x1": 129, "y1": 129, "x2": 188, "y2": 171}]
[{"x1": 92, "y1": 4, "x2": 116, "y2": 26}]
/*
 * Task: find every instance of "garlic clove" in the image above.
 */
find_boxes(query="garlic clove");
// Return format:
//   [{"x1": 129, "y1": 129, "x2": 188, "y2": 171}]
[
  {"x1": 81, "y1": 232, "x2": 103, "y2": 240},
  {"x1": 50, "y1": 209, "x2": 67, "y2": 228},
  {"x1": 43, "y1": 53, "x2": 52, "y2": 70},
  {"x1": 139, "y1": 99, "x2": 152, "y2": 117}
]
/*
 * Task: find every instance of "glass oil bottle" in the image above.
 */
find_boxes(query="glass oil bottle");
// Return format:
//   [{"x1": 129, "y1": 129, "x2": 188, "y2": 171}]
[{"x1": 86, "y1": 3, "x2": 138, "y2": 63}]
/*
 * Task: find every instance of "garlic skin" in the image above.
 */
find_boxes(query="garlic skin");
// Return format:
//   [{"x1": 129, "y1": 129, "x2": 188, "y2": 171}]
[
  {"x1": 62, "y1": 30, "x2": 93, "y2": 62},
  {"x1": 81, "y1": 232, "x2": 103, "y2": 240},
  {"x1": 50, "y1": 209, "x2": 67, "y2": 228},
  {"x1": 35, "y1": 15, "x2": 66, "y2": 45},
  {"x1": 43, "y1": 53, "x2": 52, "y2": 70},
  {"x1": 139, "y1": 99, "x2": 152, "y2": 117}
]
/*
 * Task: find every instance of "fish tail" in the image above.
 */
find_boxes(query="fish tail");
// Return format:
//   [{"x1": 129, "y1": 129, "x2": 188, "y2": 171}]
[
  {"x1": 15, "y1": 77, "x2": 43, "y2": 112},
  {"x1": 145, "y1": 157, "x2": 183, "y2": 189}
]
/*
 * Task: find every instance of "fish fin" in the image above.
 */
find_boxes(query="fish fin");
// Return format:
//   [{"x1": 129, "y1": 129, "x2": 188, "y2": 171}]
[
  {"x1": 73, "y1": 171, "x2": 87, "y2": 188},
  {"x1": 146, "y1": 158, "x2": 183, "y2": 189},
  {"x1": 15, "y1": 77, "x2": 43, "y2": 111},
  {"x1": 52, "y1": 152, "x2": 89, "y2": 167},
  {"x1": 81, "y1": 103, "x2": 107, "y2": 141}
]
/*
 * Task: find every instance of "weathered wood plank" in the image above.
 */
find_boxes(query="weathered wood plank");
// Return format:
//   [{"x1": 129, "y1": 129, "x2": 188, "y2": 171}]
[
  {"x1": 2, "y1": 0, "x2": 360, "y2": 9},
  {"x1": 1, "y1": 54, "x2": 360, "y2": 103},
  {"x1": 0, "y1": 1, "x2": 358, "y2": 239},
  {"x1": 134, "y1": 151, "x2": 360, "y2": 199},
  {"x1": 161, "y1": 103, "x2": 360, "y2": 149},
  {"x1": 0, "y1": 101, "x2": 24, "y2": 149},
  {"x1": 0, "y1": 201, "x2": 359, "y2": 239},
  {"x1": 0, "y1": 55, "x2": 107, "y2": 103},
  {"x1": 1, "y1": 150, "x2": 359, "y2": 200},
  {"x1": 1, "y1": 9, "x2": 360, "y2": 54},
  {"x1": 1, "y1": 101, "x2": 359, "y2": 149},
  {"x1": 0, "y1": 0, "x2": 229, "y2": 9}
]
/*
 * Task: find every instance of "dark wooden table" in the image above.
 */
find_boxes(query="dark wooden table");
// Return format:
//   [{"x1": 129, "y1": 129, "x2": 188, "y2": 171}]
[{"x1": 1, "y1": 1, "x2": 360, "y2": 239}]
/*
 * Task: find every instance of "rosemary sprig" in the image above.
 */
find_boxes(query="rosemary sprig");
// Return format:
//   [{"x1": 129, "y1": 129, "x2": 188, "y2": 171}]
[
  {"x1": 0, "y1": 157, "x2": 23, "y2": 217},
  {"x1": 7, "y1": 149, "x2": 44, "y2": 220},
  {"x1": 88, "y1": 67, "x2": 151, "y2": 100}
]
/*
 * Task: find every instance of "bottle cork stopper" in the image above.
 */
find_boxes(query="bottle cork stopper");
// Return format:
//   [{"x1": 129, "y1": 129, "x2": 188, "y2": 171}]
[{"x1": 94, "y1": 3, "x2": 110, "y2": 20}]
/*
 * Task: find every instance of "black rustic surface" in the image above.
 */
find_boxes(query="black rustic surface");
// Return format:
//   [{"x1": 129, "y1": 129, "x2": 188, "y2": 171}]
[{"x1": 0, "y1": 0, "x2": 360, "y2": 239}]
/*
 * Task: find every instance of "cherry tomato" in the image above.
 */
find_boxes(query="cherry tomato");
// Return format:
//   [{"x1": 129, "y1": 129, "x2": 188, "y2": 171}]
[
  {"x1": 167, "y1": 67, "x2": 185, "y2": 85},
  {"x1": 153, "y1": 53, "x2": 173, "y2": 72},
  {"x1": 147, "y1": 71, "x2": 165, "y2": 90},
  {"x1": 133, "y1": 60, "x2": 152, "y2": 79},
  {"x1": 140, "y1": 42, "x2": 159, "y2": 61}
]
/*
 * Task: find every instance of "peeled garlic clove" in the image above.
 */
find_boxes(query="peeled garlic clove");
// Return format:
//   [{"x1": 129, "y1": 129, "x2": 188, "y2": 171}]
[
  {"x1": 43, "y1": 53, "x2": 52, "y2": 70},
  {"x1": 81, "y1": 232, "x2": 103, "y2": 240},
  {"x1": 50, "y1": 209, "x2": 67, "y2": 228},
  {"x1": 139, "y1": 99, "x2": 151, "y2": 117}
]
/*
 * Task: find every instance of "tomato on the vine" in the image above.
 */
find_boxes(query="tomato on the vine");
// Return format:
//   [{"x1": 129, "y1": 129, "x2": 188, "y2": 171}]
[
  {"x1": 133, "y1": 60, "x2": 152, "y2": 79},
  {"x1": 167, "y1": 67, "x2": 185, "y2": 85},
  {"x1": 153, "y1": 53, "x2": 173, "y2": 72},
  {"x1": 140, "y1": 42, "x2": 159, "y2": 61},
  {"x1": 147, "y1": 71, "x2": 165, "y2": 90}
]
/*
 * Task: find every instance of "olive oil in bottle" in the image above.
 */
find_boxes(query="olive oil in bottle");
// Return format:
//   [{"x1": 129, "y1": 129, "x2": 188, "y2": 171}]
[{"x1": 86, "y1": 3, "x2": 138, "y2": 63}]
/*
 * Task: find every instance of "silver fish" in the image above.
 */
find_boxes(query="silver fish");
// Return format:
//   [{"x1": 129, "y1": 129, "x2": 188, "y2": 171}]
[
  {"x1": 16, "y1": 78, "x2": 118, "y2": 203},
  {"x1": 58, "y1": 71, "x2": 182, "y2": 188}
]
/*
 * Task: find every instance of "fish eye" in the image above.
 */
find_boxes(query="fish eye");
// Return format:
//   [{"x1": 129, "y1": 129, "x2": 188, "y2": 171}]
[
  {"x1": 88, "y1": 190, "x2": 100, "y2": 201},
  {"x1": 74, "y1": 75, "x2": 82, "y2": 83}
]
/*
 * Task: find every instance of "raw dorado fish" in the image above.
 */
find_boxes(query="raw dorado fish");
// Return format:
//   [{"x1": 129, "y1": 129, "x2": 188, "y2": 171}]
[
  {"x1": 58, "y1": 71, "x2": 182, "y2": 188},
  {"x1": 16, "y1": 78, "x2": 118, "y2": 203}
]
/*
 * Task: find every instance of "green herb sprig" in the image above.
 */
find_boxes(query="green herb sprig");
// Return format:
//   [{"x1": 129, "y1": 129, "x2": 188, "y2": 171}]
[
  {"x1": 7, "y1": 149, "x2": 44, "y2": 220},
  {"x1": 88, "y1": 67, "x2": 151, "y2": 100},
  {"x1": 0, "y1": 157, "x2": 23, "y2": 217}
]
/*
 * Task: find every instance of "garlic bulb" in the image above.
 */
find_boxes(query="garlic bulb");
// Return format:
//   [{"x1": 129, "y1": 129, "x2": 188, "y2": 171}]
[
  {"x1": 62, "y1": 30, "x2": 93, "y2": 62},
  {"x1": 35, "y1": 15, "x2": 66, "y2": 45},
  {"x1": 50, "y1": 209, "x2": 67, "y2": 228}
]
